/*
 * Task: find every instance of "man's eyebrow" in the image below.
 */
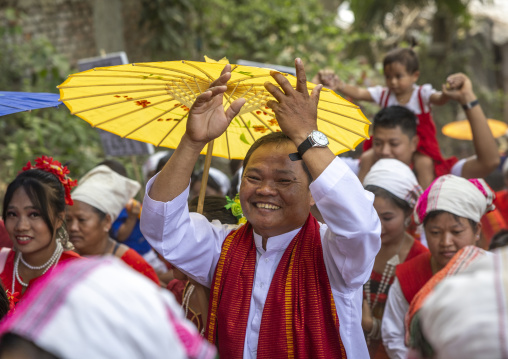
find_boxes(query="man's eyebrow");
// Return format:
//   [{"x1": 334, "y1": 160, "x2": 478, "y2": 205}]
[
  {"x1": 274, "y1": 169, "x2": 297, "y2": 176},
  {"x1": 244, "y1": 167, "x2": 297, "y2": 176}
]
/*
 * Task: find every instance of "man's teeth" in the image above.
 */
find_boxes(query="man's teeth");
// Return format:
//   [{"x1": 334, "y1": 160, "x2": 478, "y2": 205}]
[{"x1": 256, "y1": 203, "x2": 280, "y2": 210}]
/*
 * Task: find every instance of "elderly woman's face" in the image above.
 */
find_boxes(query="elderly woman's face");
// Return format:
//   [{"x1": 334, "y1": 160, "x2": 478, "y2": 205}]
[
  {"x1": 425, "y1": 212, "x2": 481, "y2": 271},
  {"x1": 66, "y1": 200, "x2": 110, "y2": 255}
]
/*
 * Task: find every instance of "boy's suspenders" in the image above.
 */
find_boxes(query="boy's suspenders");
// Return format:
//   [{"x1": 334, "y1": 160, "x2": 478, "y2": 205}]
[
  {"x1": 379, "y1": 89, "x2": 391, "y2": 108},
  {"x1": 417, "y1": 85, "x2": 426, "y2": 114}
]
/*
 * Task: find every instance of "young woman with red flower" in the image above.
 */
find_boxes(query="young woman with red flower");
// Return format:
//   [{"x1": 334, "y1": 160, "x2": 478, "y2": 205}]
[{"x1": 0, "y1": 157, "x2": 81, "y2": 308}]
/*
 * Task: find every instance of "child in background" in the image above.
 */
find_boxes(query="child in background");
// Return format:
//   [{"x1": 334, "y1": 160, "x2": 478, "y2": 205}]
[{"x1": 315, "y1": 48, "x2": 456, "y2": 188}]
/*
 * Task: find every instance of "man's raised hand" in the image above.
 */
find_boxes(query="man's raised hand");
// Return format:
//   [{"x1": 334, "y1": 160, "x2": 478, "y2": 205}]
[
  {"x1": 186, "y1": 64, "x2": 246, "y2": 145},
  {"x1": 264, "y1": 58, "x2": 322, "y2": 145}
]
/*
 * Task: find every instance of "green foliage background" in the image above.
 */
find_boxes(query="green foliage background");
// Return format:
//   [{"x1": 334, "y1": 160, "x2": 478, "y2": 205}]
[{"x1": 0, "y1": 9, "x2": 103, "y2": 196}]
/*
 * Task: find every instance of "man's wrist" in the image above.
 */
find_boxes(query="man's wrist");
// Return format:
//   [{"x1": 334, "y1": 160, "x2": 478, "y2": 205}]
[
  {"x1": 462, "y1": 98, "x2": 479, "y2": 111},
  {"x1": 292, "y1": 130, "x2": 316, "y2": 147},
  {"x1": 459, "y1": 92, "x2": 477, "y2": 106},
  {"x1": 181, "y1": 133, "x2": 208, "y2": 152}
]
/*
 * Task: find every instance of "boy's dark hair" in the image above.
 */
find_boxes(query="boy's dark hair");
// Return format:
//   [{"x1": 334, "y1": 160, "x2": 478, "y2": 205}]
[
  {"x1": 383, "y1": 48, "x2": 419, "y2": 74},
  {"x1": 373, "y1": 106, "x2": 418, "y2": 139},
  {"x1": 243, "y1": 132, "x2": 312, "y2": 184}
]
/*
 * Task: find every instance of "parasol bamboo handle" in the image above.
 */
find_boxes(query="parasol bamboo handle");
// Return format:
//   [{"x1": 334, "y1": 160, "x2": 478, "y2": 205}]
[{"x1": 197, "y1": 140, "x2": 214, "y2": 214}]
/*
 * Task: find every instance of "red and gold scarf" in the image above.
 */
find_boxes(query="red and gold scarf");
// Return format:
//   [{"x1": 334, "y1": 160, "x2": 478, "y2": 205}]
[{"x1": 205, "y1": 215, "x2": 346, "y2": 358}]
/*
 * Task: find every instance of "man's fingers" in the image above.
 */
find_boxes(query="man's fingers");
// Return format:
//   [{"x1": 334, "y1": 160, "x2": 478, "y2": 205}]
[
  {"x1": 192, "y1": 86, "x2": 227, "y2": 107},
  {"x1": 294, "y1": 58, "x2": 308, "y2": 95},
  {"x1": 210, "y1": 71, "x2": 232, "y2": 88},
  {"x1": 270, "y1": 71, "x2": 294, "y2": 96},
  {"x1": 310, "y1": 84, "x2": 323, "y2": 104},
  {"x1": 208, "y1": 64, "x2": 231, "y2": 89},
  {"x1": 264, "y1": 81, "x2": 286, "y2": 103},
  {"x1": 220, "y1": 63, "x2": 232, "y2": 76},
  {"x1": 226, "y1": 97, "x2": 246, "y2": 121},
  {"x1": 265, "y1": 100, "x2": 279, "y2": 112},
  {"x1": 207, "y1": 85, "x2": 228, "y2": 97}
]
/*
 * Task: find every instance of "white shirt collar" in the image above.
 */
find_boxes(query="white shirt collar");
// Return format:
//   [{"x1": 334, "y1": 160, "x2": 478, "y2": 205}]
[{"x1": 253, "y1": 227, "x2": 302, "y2": 254}]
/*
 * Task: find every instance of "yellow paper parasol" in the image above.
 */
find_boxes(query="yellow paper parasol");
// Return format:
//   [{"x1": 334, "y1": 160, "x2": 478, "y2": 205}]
[
  {"x1": 58, "y1": 58, "x2": 370, "y2": 212},
  {"x1": 58, "y1": 58, "x2": 370, "y2": 159},
  {"x1": 442, "y1": 119, "x2": 508, "y2": 140}
]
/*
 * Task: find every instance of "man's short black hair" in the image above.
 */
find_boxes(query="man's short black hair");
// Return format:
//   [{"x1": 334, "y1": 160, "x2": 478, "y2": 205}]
[
  {"x1": 243, "y1": 132, "x2": 312, "y2": 183},
  {"x1": 383, "y1": 48, "x2": 419, "y2": 74},
  {"x1": 372, "y1": 106, "x2": 418, "y2": 139}
]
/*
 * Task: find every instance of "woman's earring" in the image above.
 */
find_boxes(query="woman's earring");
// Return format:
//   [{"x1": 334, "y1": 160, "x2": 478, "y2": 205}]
[{"x1": 56, "y1": 226, "x2": 69, "y2": 244}]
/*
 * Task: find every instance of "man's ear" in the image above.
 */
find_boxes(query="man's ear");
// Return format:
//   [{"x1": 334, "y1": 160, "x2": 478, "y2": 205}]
[
  {"x1": 410, "y1": 135, "x2": 419, "y2": 152},
  {"x1": 310, "y1": 193, "x2": 316, "y2": 207}
]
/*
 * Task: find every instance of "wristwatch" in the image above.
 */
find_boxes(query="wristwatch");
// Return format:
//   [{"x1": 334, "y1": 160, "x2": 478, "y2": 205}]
[
  {"x1": 462, "y1": 99, "x2": 479, "y2": 111},
  {"x1": 289, "y1": 130, "x2": 329, "y2": 161}
]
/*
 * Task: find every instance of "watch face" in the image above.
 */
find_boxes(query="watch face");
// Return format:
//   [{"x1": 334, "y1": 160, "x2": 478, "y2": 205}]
[{"x1": 311, "y1": 130, "x2": 329, "y2": 146}]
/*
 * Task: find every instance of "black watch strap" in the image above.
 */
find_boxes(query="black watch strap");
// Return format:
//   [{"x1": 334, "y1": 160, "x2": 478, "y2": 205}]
[
  {"x1": 297, "y1": 138, "x2": 313, "y2": 157},
  {"x1": 289, "y1": 152, "x2": 302, "y2": 161},
  {"x1": 462, "y1": 99, "x2": 479, "y2": 111},
  {"x1": 289, "y1": 138, "x2": 313, "y2": 161}
]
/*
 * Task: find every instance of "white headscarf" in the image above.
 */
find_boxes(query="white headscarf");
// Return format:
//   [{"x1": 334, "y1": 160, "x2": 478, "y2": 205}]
[
  {"x1": 419, "y1": 247, "x2": 508, "y2": 359},
  {"x1": 0, "y1": 257, "x2": 216, "y2": 359},
  {"x1": 71, "y1": 165, "x2": 140, "y2": 222},
  {"x1": 208, "y1": 167, "x2": 231, "y2": 196},
  {"x1": 414, "y1": 175, "x2": 495, "y2": 224},
  {"x1": 363, "y1": 158, "x2": 422, "y2": 207}
]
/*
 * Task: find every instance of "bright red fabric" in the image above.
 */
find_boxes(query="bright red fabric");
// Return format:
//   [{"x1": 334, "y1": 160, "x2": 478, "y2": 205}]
[
  {"x1": 206, "y1": 215, "x2": 346, "y2": 358},
  {"x1": 120, "y1": 248, "x2": 159, "y2": 285},
  {"x1": 0, "y1": 250, "x2": 81, "y2": 303},
  {"x1": 395, "y1": 252, "x2": 433, "y2": 304}
]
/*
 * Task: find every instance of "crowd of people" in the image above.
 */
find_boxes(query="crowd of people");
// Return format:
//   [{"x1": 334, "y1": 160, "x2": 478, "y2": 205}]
[{"x1": 0, "y1": 48, "x2": 506, "y2": 358}]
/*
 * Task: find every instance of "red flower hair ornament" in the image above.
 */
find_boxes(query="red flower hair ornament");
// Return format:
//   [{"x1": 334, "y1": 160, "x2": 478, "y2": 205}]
[{"x1": 21, "y1": 156, "x2": 77, "y2": 205}]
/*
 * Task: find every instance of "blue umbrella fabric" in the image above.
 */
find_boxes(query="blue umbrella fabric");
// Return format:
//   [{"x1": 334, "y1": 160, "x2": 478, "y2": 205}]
[{"x1": 0, "y1": 91, "x2": 62, "y2": 116}]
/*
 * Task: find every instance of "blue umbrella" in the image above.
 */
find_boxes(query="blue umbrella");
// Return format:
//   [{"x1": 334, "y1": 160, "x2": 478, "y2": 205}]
[{"x1": 0, "y1": 91, "x2": 62, "y2": 116}]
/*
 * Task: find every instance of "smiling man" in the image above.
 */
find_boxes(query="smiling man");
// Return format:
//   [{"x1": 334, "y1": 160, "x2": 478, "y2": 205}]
[{"x1": 140, "y1": 59, "x2": 381, "y2": 358}]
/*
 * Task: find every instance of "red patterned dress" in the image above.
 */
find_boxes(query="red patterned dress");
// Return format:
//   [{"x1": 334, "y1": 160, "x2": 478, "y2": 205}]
[{"x1": 363, "y1": 239, "x2": 428, "y2": 359}]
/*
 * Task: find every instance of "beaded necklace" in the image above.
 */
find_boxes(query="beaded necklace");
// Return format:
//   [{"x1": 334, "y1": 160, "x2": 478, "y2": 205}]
[
  {"x1": 12, "y1": 242, "x2": 64, "y2": 293},
  {"x1": 364, "y1": 253, "x2": 400, "y2": 312}
]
